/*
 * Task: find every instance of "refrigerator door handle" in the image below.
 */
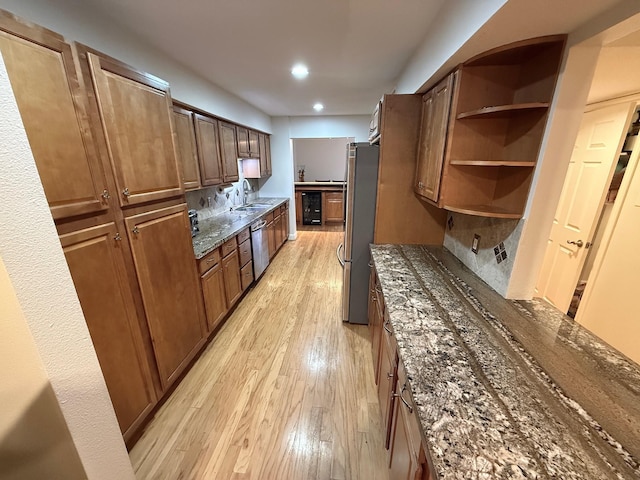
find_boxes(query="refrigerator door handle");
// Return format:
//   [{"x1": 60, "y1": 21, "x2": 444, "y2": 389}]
[{"x1": 337, "y1": 243, "x2": 345, "y2": 267}]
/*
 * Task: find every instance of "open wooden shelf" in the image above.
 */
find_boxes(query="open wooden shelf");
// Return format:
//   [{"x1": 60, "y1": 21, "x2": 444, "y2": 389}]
[
  {"x1": 457, "y1": 103, "x2": 549, "y2": 120},
  {"x1": 449, "y1": 160, "x2": 536, "y2": 167},
  {"x1": 443, "y1": 203, "x2": 524, "y2": 219}
]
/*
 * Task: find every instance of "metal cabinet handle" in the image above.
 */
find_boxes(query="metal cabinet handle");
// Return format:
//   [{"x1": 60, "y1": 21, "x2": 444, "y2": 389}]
[
  {"x1": 368, "y1": 261, "x2": 374, "y2": 268},
  {"x1": 101, "y1": 189, "x2": 110, "y2": 200},
  {"x1": 383, "y1": 321, "x2": 392, "y2": 335},
  {"x1": 132, "y1": 226, "x2": 139, "y2": 235},
  {"x1": 122, "y1": 187, "x2": 131, "y2": 197},
  {"x1": 387, "y1": 372, "x2": 394, "y2": 379},
  {"x1": 393, "y1": 383, "x2": 413, "y2": 413},
  {"x1": 206, "y1": 258, "x2": 217, "y2": 264},
  {"x1": 375, "y1": 285, "x2": 382, "y2": 294},
  {"x1": 567, "y1": 239, "x2": 584, "y2": 248},
  {"x1": 113, "y1": 232, "x2": 121, "y2": 241}
]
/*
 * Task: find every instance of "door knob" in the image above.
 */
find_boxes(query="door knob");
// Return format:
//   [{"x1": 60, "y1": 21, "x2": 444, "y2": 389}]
[{"x1": 567, "y1": 239, "x2": 584, "y2": 248}]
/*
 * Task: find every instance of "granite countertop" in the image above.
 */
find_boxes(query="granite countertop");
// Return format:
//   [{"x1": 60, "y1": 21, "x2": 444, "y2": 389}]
[
  {"x1": 192, "y1": 197, "x2": 288, "y2": 259},
  {"x1": 370, "y1": 244, "x2": 640, "y2": 480}
]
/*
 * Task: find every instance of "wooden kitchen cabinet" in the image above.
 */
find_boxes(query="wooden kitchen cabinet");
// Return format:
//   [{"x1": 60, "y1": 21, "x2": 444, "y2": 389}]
[
  {"x1": 0, "y1": 14, "x2": 110, "y2": 220},
  {"x1": 258, "y1": 133, "x2": 273, "y2": 177},
  {"x1": 280, "y1": 203, "x2": 289, "y2": 245},
  {"x1": 219, "y1": 121, "x2": 240, "y2": 183},
  {"x1": 125, "y1": 204, "x2": 206, "y2": 391},
  {"x1": 59, "y1": 222, "x2": 156, "y2": 443},
  {"x1": 222, "y1": 247, "x2": 242, "y2": 308},
  {"x1": 274, "y1": 210, "x2": 283, "y2": 248},
  {"x1": 389, "y1": 361, "x2": 430, "y2": 480},
  {"x1": 266, "y1": 211, "x2": 276, "y2": 259},
  {"x1": 369, "y1": 267, "x2": 384, "y2": 385},
  {"x1": 295, "y1": 192, "x2": 303, "y2": 225},
  {"x1": 201, "y1": 258, "x2": 227, "y2": 332},
  {"x1": 86, "y1": 51, "x2": 183, "y2": 207},
  {"x1": 172, "y1": 105, "x2": 201, "y2": 190},
  {"x1": 323, "y1": 191, "x2": 345, "y2": 223},
  {"x1": 379, "y1": 315, "x2": 397, "y2": 449},
  {"x1": 194, "y1": 113, "x2": 224, "y2": 186},
  {"x1": 414, "y1": 72, "x2": 456, "y2": 202},
  {"x1": 236, "y1": 125, "x2": 250, "y2": 158},
  {"x1": 248, "y1": 129, "x2": 260, "y2": 157},
  {"x1": 417, "y1": 36, "x2": 565, "y2": 218}
]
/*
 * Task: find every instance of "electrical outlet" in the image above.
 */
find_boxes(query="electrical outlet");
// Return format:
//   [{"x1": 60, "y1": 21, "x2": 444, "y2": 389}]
[{"x1": 471, "y1": 234, "x2": 480, "y2": 254}]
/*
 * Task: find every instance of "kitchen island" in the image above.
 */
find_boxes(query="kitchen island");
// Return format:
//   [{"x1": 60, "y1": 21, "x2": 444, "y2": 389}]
[{"x1": 370, "y1": 245, "x2": 640, "y2": 479}]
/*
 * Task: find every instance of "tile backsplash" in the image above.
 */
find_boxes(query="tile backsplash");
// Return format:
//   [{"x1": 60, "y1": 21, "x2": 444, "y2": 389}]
[
  {"x1": 185, "y1": 177, "x2": 259, "y2": 221},
  {"x1": 443, "y1": 212, "x2": 524, "y2": 296}
]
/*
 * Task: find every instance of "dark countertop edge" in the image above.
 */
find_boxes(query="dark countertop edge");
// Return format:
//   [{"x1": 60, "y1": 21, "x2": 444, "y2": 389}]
[{"x1": 192, "y1": 197, "x2": 289, "y2": 259}]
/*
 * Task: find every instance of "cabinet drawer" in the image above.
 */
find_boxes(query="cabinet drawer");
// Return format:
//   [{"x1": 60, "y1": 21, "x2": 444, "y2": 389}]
[
  {"x1": 325, "y1": 192, "x2": 343, "y2": 201},
  {"x1": 239, "y1": 238, "x2": 252, "y2": 267},
  {"x1": 198, "y1": 248, "x2": 221, "y2": 275},
  {"x1": 222, "y1": 237, "x2": 237, "y2": 257},
  {"x1": 265, "y1": 211, "x2": 274, "y2": 223},
  {"x1": 237, "y1": 227, "x2": 250, "y2": 244},
  {"x1": 241, "y1": 261, "x2": 254, "y2": 291}
]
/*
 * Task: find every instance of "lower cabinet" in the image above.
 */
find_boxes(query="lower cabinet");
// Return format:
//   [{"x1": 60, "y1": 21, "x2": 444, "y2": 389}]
[
  {"x1": 201, "y1": 260, "x2": 227, "y2": 332},
  {"x1": 274, "y1": 210, "x2": 283, "y2": 247},
  {"x1": 389, "y1": 361, "x2": 431, "y2": 480},
  {"x1": 125, "y1": 204, "x2": 207, "y2": 391},
  {"x1": 369, "y1": 264, "x2": 433, "y2": 480},
  {"x1": 266, "y1": 212, "x2": 276, "y2": 259},
  {"x1": 59, "y1": 222, "x2": 156, "y2": 443},
  {"x1": 222, "y1": 245, "x2": 242, "y2": 308},
  {"x1": 323, "y1": 191, "x2": 344, "y2": 223}
]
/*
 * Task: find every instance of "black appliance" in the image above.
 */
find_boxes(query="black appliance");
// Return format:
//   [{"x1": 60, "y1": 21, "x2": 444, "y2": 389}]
[{"x1": 302, "y1": 192, "x2": 322, "y2": 225}]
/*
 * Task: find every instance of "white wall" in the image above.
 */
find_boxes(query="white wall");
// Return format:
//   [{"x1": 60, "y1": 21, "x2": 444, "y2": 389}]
[
  {"x1": 0, "y1": 0, "x2": 271, "y2": 132},
  {"x1": 395, "y1": 0, "x2": 507, "y2": 94},
  {"x1": 0, "y1": 55, "x2": 135, "y2": 480},
  {"x1": 288, "y1": 115, "x2": 370, "y2": 142},
  {"x1": 293, "y1": 138, "x2": 352, "y2": 182}
]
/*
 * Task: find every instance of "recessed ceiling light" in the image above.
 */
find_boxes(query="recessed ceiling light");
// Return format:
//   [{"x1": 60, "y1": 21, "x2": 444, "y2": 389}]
[
  {"x1": 291, "y1": 64, "x2": 309, "y2": 79},
  {"x1": 313, "y1": 103, "x2": 324, "y2": 112}
]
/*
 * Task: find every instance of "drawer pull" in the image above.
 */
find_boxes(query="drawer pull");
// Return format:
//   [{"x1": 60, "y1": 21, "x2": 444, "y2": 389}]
[
  {"x1": 383, "y1": 322, "x2": 392, "y2": 335},
  {"x1": 394, "y1": 383, "x2": 413, "y2": 413},
  {"x1": 206, "y1": 258, "x2": 217, "y2": 263}
]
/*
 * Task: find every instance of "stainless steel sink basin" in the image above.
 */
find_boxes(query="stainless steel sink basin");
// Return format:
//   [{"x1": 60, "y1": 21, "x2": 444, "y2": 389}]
[{"x1": 233, "y1": 203, "x2": 271, "y2": 212}]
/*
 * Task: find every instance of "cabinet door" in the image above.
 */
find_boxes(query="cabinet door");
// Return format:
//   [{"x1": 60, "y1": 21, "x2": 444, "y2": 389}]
[
  {"x1": 248, "y1": 129, "x2": 260, "y2": 157},
  {"x1": 324, "y1": 192, "x2": 344, "y2": 222},
  {"x1": 194, "y1": 113, "x2": 223, "y2": 186},
  {"x1": 59, "y1": 223, "x2": 156, "y2": 441},
  {"x1": 378, "y1": 331, "x2": 397, "y2": 449},
  {"x1": 415, "y1": 73, "x2": 455, "y2": 202},
  {"x1": 264, "y1": 135, "x2": 272, "y2": 175},
  {"x1": 283, "y1": 205, "x2": 290, "y2": 240},
  {"x1": 125, "y1": 204, "x2": 206, "y2": 390},
  {"x1": 219, "y1": 121, "x2": 239, "y2": 183},
  {"x1": 267, "y1": 220, "x2": 276, "y2": 259},
  {"x1": 201, "y1": 262, "x2": 227, "y2": 332},
  {"x1": 88, "y1": 53, "x2": 183, "y2": 206},
  {"x1": 258, "y1": 133, "x2": 268, "y2": 177},
  {"x1": 172, "y1": 105, "x2": 201, "y2": 190},
  {"x1": 0, "y1": 17, "x2": 109, "y2": 220},
  {"x1": 295, "y1": 192, "x2": 303, "y2": 225},
  {"x1": 389, "y1": 363, "x2": 424, "y2": 480},
  {"x1": 222, "y1": 249, "x2": 242, "y2": 308},
  {"x1": 236, "y1": 125, "x2": 250, "y2": 158},
  {"x1": 274, "y1": 214, "x2": 283, "y2": 248}
]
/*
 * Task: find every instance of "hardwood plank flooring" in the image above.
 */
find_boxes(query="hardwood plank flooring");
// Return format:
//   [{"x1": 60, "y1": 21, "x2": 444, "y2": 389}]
[{"x1": 129, "y1": 229, "x2": 389, "y2": 480}]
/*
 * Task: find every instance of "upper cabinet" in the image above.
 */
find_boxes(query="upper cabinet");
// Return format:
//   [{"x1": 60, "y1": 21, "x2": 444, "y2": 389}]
[
  {"x1": 172, "y1": 105, "x2": 201, "y2": 191},
  {"x1": 219, "y1": 121, "x2": 239, "y2": 183},
  {"x1": 86, "y1": 51, "x2": 183, "y2": 207},
  {"x1": 0, "y1": 13, "x2": 110, "y2": 220},
  {"x1": 236, "y1": 125, "x2": 261, "y2": 159},
  {"x1": 414, "y1": 36, "x2": 566, "y2": 218},
  {"x1": 193, "y1": 113, "x2": 223, "y2": 186},
  {"x1": 259, "y1": 133, "x2": 272, "y2": 176}
]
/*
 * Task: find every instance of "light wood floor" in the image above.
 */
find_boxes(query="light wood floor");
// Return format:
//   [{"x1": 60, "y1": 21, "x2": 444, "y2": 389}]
[{"x1": 129, "y1": 229, "x2": 389, "y2": 480}]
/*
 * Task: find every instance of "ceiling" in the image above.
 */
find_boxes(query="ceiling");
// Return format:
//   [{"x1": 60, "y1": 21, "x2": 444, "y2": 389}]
[{"x1": 76, "y1": 0, "x2": 447, "y2": 117}]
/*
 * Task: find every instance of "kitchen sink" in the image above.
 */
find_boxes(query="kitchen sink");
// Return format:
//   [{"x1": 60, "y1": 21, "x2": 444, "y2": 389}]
[{"x1": 233, "y1": 203, "x2": 271, "y2": 212}]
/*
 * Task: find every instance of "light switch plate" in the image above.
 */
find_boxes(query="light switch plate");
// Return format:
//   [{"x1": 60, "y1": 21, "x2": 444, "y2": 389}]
[{"x1": 471, "y1": 234, "x2": 480, "y2": 254}]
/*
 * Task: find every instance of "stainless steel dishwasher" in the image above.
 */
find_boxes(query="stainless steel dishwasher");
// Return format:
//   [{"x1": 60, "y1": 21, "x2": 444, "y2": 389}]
[{"x1": 251, "y1": 219, "x2": 269, "y2": 279}]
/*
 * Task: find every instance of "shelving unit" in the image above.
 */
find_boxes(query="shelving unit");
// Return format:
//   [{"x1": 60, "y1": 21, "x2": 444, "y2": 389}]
[{"x1": 438, "y1": 35, "x2": 566, "y2": 218}]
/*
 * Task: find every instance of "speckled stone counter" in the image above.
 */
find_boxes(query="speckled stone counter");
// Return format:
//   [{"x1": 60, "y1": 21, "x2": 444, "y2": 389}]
[
  {"x1": 370, "y1": 244, "x2": 640, "y2": 480},
  {"x1": 192, "y1": 197, "x2": 288, "y2": 259}
]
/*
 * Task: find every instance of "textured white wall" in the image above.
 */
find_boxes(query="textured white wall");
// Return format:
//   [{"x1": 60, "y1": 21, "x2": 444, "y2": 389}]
[
  {"x1": 293, "y1": 137, "x2": 352, "y2": 182},
  {"x1": 0, "y1": 54, "x2": 135, "y2": 479},
  {"x1": 288, "y1": 115, "x2": 370, "y2": 142},
  {"x1": 0, "y1": 0, "x2": 271, "y2": 132}
]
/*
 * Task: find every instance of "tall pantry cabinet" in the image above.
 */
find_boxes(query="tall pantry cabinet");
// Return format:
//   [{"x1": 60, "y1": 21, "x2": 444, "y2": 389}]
[{"x1": 1, "y1": 9, "x2": 206, "y2": 446}]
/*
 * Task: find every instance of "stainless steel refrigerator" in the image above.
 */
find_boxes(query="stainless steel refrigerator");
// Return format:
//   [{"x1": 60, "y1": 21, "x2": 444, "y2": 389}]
[{"x1": 337, "y1": 142, "x2": 380, "y2": 324}]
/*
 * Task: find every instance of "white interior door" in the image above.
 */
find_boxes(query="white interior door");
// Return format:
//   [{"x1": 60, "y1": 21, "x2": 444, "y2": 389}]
[
  {"x1": 535, "y1": 103, "x2": 632, "y2": 312},
  {"x1": 576, "y1": 149, "x2": 640, "y2": 364}
]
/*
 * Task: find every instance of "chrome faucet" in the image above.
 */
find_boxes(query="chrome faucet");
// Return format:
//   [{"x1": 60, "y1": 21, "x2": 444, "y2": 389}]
[{"x1": 242, "y1": 178, "x2": 251, "y2": 205}]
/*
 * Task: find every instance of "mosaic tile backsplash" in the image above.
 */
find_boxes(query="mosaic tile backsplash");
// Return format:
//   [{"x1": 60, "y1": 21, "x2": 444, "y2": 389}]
[
  {"x1": 443, "y1": 212, "x2": 524, "y2": 296},
  {"x1": 185, "y1": 178, "x2": 259, "y2": 221}
]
